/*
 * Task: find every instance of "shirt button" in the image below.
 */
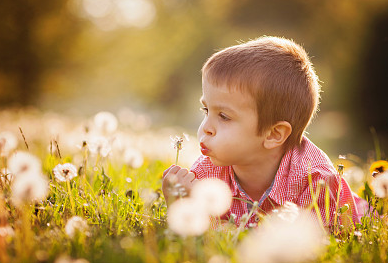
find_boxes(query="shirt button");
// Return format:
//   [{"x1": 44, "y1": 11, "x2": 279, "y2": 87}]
[{"x1": 254, "y1": 215, "x2": 260, "y2": 222}]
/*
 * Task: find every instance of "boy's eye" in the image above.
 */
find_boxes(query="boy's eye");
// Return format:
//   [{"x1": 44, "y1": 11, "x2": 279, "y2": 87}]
[
  {"x1": 219, "y1": 113, "x2": 230, "y2": 121},
  {"x1": 200, "y1": 107, "x2": 208, "y2": 115}
]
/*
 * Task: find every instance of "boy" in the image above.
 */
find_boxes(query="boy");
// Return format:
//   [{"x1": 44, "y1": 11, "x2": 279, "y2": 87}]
[{"x1": 162, "y1": 36, "x2": 366, "y2": 228}]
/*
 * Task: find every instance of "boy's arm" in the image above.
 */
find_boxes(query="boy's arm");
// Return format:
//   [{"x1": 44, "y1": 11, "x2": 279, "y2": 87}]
[{"x1": 162, "y1": 165, "x2": 197, "y2": 205}]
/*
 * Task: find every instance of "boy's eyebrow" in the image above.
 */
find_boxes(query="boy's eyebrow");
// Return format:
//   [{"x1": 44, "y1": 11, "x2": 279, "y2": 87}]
[{"x1": 199, "y1": 96, "x2": 237, "y2": 114}]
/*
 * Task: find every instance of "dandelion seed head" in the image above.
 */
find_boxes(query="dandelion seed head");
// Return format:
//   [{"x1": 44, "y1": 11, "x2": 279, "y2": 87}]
[
  {"x1": 276, "y1": 201, "x2": 300, "y2": 223},
  {"x1": 0, "y1": 131, "x2": 18, "y2": 156},
  {"x1": 190, "y1": 178, "x2": 232, "y2": 216},
  {"x1": 238, "y1": 211, "x2": 325, "y2": 263},
  {"x1": 343, "y1": 166, "x2": 365, "y2": 186},
  {"x1": 8, "y1": 151, "x2": 41, "y2": 177},
  {"x1": 94, "y1": 111, "x2": 118, "y2": 134},
  {"x1": 140, "y1": 188, "x2": 158, "y2": 206},
  {"x1": 371, "y1": 171, "x2": 388, "y2": 198},
  {"x1": 65, "y1": 216, "x2": 89, "y2": 239},
  {"x1": 11, "y1": 173, "x2": 48, "y2": 207},
  {"x1": 123, "y1": 148, "x2": 144, "y2": 168},
  {"x1": 87, "y1": 136, "x2": 111, "y2": 157},
  {"x1": 167, "y1": 198, "x2": 210, "y2": 236},
  {"x1": 53, "y1": 163, "x2": 78, "y2": 182}
]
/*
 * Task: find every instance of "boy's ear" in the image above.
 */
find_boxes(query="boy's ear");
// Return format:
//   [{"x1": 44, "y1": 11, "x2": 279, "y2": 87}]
[{"x1": 263, "y1": 121, "x2": 292, "y2": 150}]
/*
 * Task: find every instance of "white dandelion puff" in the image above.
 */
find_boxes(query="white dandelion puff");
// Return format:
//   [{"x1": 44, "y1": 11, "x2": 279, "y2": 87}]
[
  {"x1": 94, "y1": 111, "x2": 118, "y2": 134},
  {"x1": 276, "y1": 201, "x2": 300, "y2": 223},
  {"x1": 123, "y1": 148, "x2": 144, "y2": 168},
  {"x1": 11, "y1": 173, "x2": 48, "y2": 207},
  {"x1": 53, "y1": 163, "x2": 78, "y2": 182},
  {"x1": 87, "y1": 136, "x2": 111, "y2": 157},
  {"x1": 237, "y1": 211, "x2": 326, "y2": 263},
  {"x1": 371, "y1": 171, "x2": 388, "y2": 198},
  {"x1": 190, "y1": 178, "x2": 232, "y2": 217},
  {"x1": 167, "y1": 198, "x2": 210, "y2": 236},
  {"x1": 65, "y1": 216, "x2": 89, "y2": 239},
  {"x1": 0, "y1": 131, "x2": 18, "y2": 156},
  {"x1": 8, "y1": 151, "x2": 41, "y2": 177}
]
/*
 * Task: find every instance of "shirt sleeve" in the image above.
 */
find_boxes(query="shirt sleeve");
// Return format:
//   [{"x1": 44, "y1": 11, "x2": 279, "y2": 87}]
[{"x1": 190, "y1": 155, "x2": 209, "y2": 179}]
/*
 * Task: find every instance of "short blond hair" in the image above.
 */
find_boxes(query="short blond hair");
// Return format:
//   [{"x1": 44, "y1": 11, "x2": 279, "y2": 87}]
[{"x1": 202, "y1": 36, "x2": 321, "y2": 150}]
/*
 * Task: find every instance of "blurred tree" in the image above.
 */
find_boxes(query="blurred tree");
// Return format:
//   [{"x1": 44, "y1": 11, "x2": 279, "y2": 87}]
[{"x1": 0, "y1": 0, "x2": 83, "y2": 106}]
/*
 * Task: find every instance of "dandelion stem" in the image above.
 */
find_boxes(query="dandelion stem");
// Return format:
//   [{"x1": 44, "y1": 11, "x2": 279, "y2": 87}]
[
  {"x1": 175, "y1": 147, "x2": 179, "y2": 165},
  {"x1": 18, "y1": 127, "x2": 29, "y2": 150},
  {"x1": 66, "y1": 180, "x2": 75, "y2": 214},
  {"x1": 334, "y1": 164, "x2": 344, "y2": 235}
]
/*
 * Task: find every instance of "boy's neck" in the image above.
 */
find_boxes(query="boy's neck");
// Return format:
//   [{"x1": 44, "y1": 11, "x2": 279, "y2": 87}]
[{"x1": 232, "y1": 147, "x2": 285, "y2": 202}]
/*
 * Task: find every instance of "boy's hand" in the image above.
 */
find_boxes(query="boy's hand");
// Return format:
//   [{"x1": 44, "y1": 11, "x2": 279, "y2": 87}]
[{"x1": 162, "y1": 165, "x2": 196, "y2": 204}]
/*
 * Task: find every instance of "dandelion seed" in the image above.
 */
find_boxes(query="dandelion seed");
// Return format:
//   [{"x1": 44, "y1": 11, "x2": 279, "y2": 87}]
[
  {"x1": 167, "y1": 198, "x2": 210, "y2": 236},
  {"x1": 170, "y1": 134, "x2": 189, "y2": 165},
  {"x1": 140, "y1": 188, "x2": 158, "y2": 206},
  {"x1": 123, "y1": 148, "x2": 144, "y2": 168},
  {"x1": 276, "y1": 201, "x2": 300, "y2": 223},
  {"x1": 371, "y1": 171, "x2": 388, "y2": 198},
  {"x1": 11, "y1": 173, "x2": 48, "y2": 207},
  {"x1": 0, "y1": 131, "x2": 18, "y2": 156},
  {"x1": 190, "y1": 178, "x2": 232, "y2": 216},
  {"x1": 237, "y1": 211, "x2": 325, "y2": 263},
  {"x1": 8, "y1": 151, "x2": 41, "y2": 177},
  {"x1": 87, "y1": 136, "x2": 111, "y2": 157},
  {"x1": 65, "y1": 216, "x2": 89, "y2": 239},
  {"x1": 94, "y1": 111, "x2": 118, "y2": 134},
  {"x1": 343, "y1": 166, "x2": 365, "y2": 186},
  {"x1": 53, "y1": 163, "x2": 78, "y2": 182}
]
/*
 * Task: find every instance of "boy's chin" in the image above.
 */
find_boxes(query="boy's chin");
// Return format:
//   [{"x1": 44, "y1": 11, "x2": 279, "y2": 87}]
[{"x1": 209, "y1": 157, "x2": 230, "y2": 167}]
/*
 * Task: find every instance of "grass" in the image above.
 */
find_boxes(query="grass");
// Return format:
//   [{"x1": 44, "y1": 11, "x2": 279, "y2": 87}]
[{"x1": 0, "y1": 109, "x2": 388, "y2": 263}]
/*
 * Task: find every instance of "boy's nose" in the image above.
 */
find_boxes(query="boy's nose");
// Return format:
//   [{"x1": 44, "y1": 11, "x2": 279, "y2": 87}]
[{"x1": 201, "y1": 118, "x2": 215, "y2": 136}]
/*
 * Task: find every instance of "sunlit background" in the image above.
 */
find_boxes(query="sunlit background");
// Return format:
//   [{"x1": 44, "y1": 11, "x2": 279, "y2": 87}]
[{"x1": 1, "y1": 0, "x2": 388, "y2": 160}]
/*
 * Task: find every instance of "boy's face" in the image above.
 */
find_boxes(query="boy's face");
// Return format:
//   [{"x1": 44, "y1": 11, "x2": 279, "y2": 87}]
[{"x1": 198, "y1": 78, "x2": 268, "y2": 167}]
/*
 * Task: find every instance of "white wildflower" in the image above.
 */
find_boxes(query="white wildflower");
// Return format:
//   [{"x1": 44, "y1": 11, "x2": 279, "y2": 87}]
[
  {"x1": 53, "y1": 163, "x2": 78, "y2": 182},
  {"x1": 123, "y1": 148, "x2": 144, "y2": 168},
  {"x1": 8, "y1": 151, "x2": 41, "y2": 177},
  {"x1": 190, "y1": 178, "x2": 232, "y2": 217},
  {"x1": 94, "y1": 111, "x2": 118, "y2": 134},
  {"x1": 55, "y1": 255, "x2": 90, "y2": 263},
  {"x1": 87, "y1": 136, "x2": 111, "y2": 157},
  {"x1": 238, "y1": 211, "x2": 326, "y2": 263},
  {"x1": 65, "y1": 216, "x2": 89, "y2": 239},
  {"x1": 0, "y1": 131, "x2": 18, "y2": 156},
  {"x1": 371, "y1": 171, "x2": 388, "y2": 198},
  {"x1": 11, "y1": 173, "x2": 48, "y2": 207},
  {"x1": 167, "y1": 198, "x2": 210, "y2": 236}
]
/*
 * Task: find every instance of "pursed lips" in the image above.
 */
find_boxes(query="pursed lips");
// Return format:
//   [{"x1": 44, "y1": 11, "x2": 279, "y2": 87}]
[{"x1": 200, "y1": 142, "x2": 210, "y2": 155}]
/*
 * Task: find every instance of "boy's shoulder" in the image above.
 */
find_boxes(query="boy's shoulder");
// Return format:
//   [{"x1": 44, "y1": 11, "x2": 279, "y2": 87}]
[{"x1": 280, "y1": 136, "x2": 337, "y2": 179}]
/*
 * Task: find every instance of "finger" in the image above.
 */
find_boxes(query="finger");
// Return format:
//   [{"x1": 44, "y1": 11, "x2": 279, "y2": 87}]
[
  {"x1": 185, "y1": 172, "x2": 196, "y2": 182},
  {"x1": 176, "y1": 168, "x2": 189, "y2": 178},
  {"x1": 163, "y1": 165, "x2": 175, "y2": 177}
]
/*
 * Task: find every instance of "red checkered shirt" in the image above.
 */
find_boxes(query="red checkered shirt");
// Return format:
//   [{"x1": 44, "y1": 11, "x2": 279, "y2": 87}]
[{"x1": 191, "y1": 136, "x2": 368, "y2": 228}]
